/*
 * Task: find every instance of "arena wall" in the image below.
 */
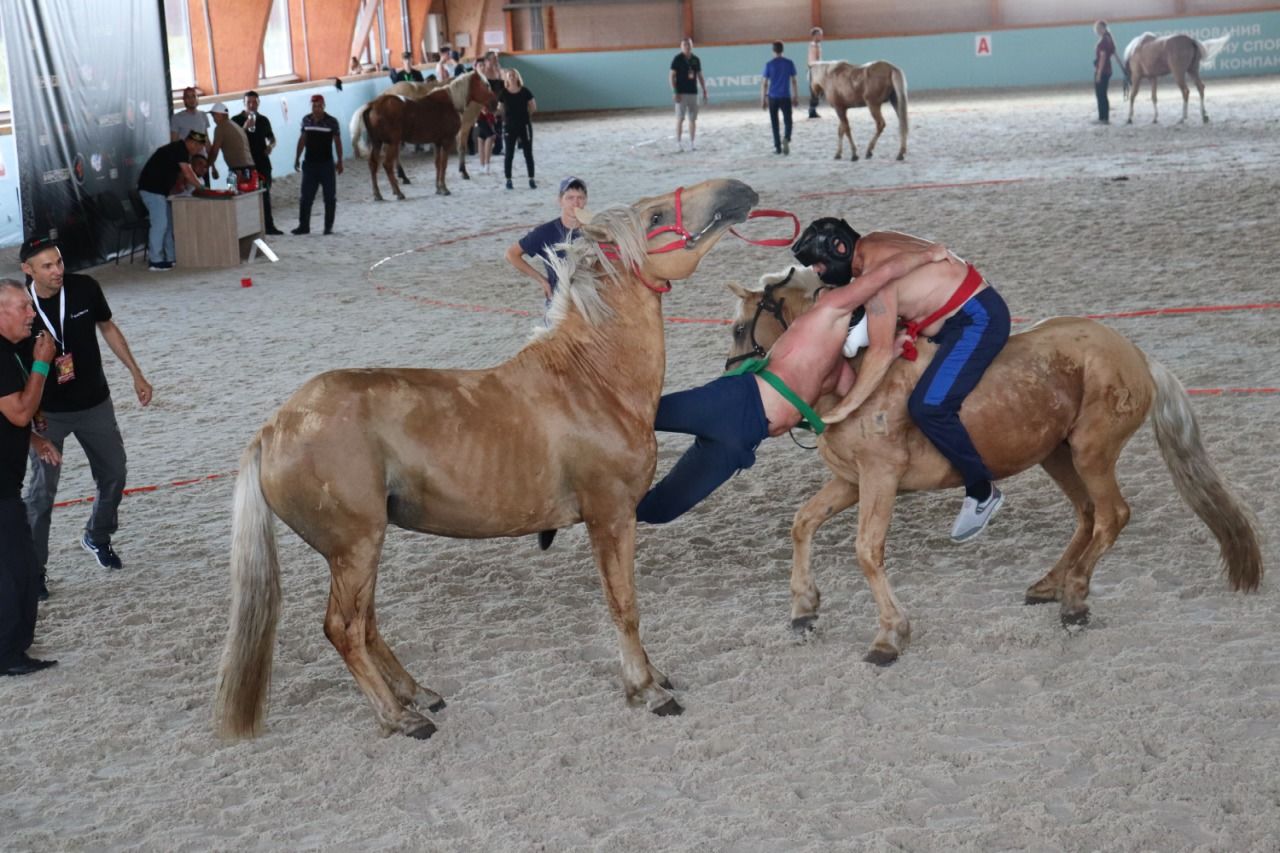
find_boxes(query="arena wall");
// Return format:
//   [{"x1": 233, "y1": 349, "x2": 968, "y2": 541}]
[{"x1": 504, "y1": 9, "x2": 1280, "y2": 112}]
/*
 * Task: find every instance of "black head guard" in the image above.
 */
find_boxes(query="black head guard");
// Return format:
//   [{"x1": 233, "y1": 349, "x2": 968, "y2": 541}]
[{"x1": 791, "y1": 217, "x2": 861, "y2": 285}]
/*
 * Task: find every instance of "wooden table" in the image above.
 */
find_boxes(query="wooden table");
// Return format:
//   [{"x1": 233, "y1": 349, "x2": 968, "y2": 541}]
[{"x1": 170, "y1": 191, "x2": 264, "y2": 268}]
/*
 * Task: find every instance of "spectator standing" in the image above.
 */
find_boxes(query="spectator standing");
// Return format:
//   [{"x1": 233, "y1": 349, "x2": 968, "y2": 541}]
[
  {"x1": 292, "y1": 94, "x2": 344, "y2": 235},
  {"x1": 761, "y1": 41, "x2": 799, "y2": 155},
  {"x1": 169, "y1": 86, "x2": 209, "y2": 143},
  {"x1": 669, "y1": 38, "x2": 709, "y2": 152},
  {"x1": 135, "y1": 131, "x2": 206, "y2": 270},
  {"x1": 481, "y1": 51, "x2": 506, "y2": 157},
  {"x1": 0, "y1": 277, "x2": 60, "y2": 674},
  {"x1": 505, "y1": 176, "x2": 588, "y2": 316},
  {"x1": 499, "y1": 69, "x2": 537, "y2": 190},
  {"x1": 232, "y1": 91, "x2": 283, "y2": 235},
  {"x1": 19, "y1": 237, "x2": 153, "y2": 589},
  {"x1": 205, "y1": 103, "x2": 255, "y2": 185},
  {"x1": 807, "y1": 28, "x2": 824, "y2": 118},
  {"x1": 1093, "y1": 21, "x2": 1117, "y2": 124},
  {"x1": 389, "y1": 51, "x2": 423, "y2": 84}
]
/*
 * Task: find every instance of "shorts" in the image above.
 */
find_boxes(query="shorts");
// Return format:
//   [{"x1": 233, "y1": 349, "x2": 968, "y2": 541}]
[{"x1": 675, "y1": 93, "x2": 700, "y2": 121}]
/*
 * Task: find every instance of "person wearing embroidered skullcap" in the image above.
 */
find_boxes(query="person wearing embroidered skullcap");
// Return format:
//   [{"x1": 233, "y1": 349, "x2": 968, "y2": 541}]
[{"x1": 136, "y1": 130, "x2": 207, "y2": 269}]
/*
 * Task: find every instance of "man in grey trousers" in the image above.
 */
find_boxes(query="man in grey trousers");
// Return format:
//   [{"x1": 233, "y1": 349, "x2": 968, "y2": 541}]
[{"x1": 19, "y1": 236, "x2": 153, "y2": 598}]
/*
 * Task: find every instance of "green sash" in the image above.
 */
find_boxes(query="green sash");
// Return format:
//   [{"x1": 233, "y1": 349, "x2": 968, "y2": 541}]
[{"x1": 723, "y1": 356, "x2": 826, "y2": 435}]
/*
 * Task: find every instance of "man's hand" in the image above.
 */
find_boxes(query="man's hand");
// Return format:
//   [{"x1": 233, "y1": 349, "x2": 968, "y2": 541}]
[
  {"x1": 294, "y1": 159, "x2": 301, "y2": 172},
  {"x1": 336, "y1": 160, "x2": 344, "y2": 175},
  {"x1": 30, "y1": 434, "x2": 61, "y2": 466},
  {"x1": 702, "y1": 92, "x2": 709, "y2": 103},
  {"x1": 33, "y1": 332, "x2": 55, "y2": 364},
  {"x1": 134, "y1": 375, "x2": 153, "y2": 407}
]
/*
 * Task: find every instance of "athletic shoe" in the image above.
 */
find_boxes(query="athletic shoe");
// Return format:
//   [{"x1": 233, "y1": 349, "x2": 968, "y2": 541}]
[
  {"x1": 506, "y1": 179, "x2": 513, "y2": 190},
  {"x1": 782, "y1": 139, "x2": 790, "y2": 155},
  {"x1": 0, "y1": 654, "x2": 58, "y2": 677},
  {"x1": 808, "y1": 112, "x2": 820, "y2": 119},
  {"x1": 36, "y1": 570, "x2": 49, "y2": 602},
  {"x1": 148, "y1": 262, "x2": 171, "y2": 272},
  {"x1": 265, "y1": 227, "x2": 284, "y2": 236},
  {"x1": 290, "y1": 226, "x2": 309, "y2": 235},
  {"x1": 690, "y1": 141, "x2": 697, "y2": 151},
  {"x1": 677, "y1": 141, "x2": 685, "y2": 152},
  {"x1": 951, "y1": 486, "x2": 1004, "y2": 543},
  {"x1": 529, "y1": 179, "x2": 537, "y2": 189},
  {"x1": 81, "y1": 533, "x2": 123, "y2": 570}
]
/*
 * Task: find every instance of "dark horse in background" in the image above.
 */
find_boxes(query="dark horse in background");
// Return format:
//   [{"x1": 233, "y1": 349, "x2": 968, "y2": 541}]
[
  {"x1": 1122, "y1": 32, "x2": 1231, "y2": 125},
  {"x1": 350, "y1": 70, "x2": 494, "y2": 199}
]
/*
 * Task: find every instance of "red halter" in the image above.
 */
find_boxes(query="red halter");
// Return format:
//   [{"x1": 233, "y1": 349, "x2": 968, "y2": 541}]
[{"x1": 600, "y1": 186, "x2": 800, "y2": 293}]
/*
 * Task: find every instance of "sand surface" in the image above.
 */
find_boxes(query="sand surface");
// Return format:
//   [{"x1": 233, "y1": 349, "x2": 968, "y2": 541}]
[{"x1": 3, "y1": 79, "x2": 1279, "y2": 852}]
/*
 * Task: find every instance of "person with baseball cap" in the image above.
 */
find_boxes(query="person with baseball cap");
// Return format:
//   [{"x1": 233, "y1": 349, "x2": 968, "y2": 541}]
[
  {"x1": 205, "y1": 102, "x2": 254, "y2": 187},
  {"x1": 389, "y1": 50, "x2": 423, "y2": 84},
  {"x1": 292, "y1": 94, "x2": 344, "y2": 235},
  {"x1": 504, "y1": 176, "x2": 588, "y2": 319},
  {"x1": 136, "y1": 130, "x2": 207, "y2": 269}
]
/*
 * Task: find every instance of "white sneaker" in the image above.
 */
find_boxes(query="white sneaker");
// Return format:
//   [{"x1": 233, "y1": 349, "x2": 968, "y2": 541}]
[
  {"x1": 690, "y1": 141, "x2": 697, "y2": 151},
  {"x1": 676, "y1": 140, "x2": 684, "y2": 152},
  {"x1": 951, "y1": 486, "x2": 1003, "y2": 543}
]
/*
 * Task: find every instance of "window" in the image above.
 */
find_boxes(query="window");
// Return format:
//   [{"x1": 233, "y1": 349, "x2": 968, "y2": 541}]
[
  {"x1": 260, "y1": 0, "x2": 293, "y2": 80},
  {"x1": 0, "y1": 22, "x2": 11, "y2": 114},
  {"x1": 163, "y1": 0, "x2": 196, "y2": 89}
]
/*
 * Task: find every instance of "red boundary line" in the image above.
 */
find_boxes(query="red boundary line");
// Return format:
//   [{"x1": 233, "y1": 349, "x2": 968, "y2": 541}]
[{"x1": 796, "y1": 177, "x2": 1031, "y2": 201}]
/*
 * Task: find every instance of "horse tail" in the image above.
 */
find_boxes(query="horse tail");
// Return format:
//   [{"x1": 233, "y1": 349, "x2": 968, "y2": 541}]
[
  {"x1": 213, "y1": 435, "x2": 283, "y2": 739},
  {"x1": 350, "y1": 104, "x2": 371, "y2": 158},
  {"x1": 1196, "y1": 33, "x2": 1231, "y2": 68},
  {"x1": 890, "y1": 65, "x2": 908, "y2": 134},
  {"x1": 1146, "y1": 356, "x2": 1263, "y2": 592}
]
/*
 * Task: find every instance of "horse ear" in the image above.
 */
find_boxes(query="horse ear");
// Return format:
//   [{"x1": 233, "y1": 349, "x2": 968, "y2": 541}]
[
  {"x1": 758, "y1": 265, "x2": 800, "y2": 288},
  {"x1": 727, "y1": 281, "x2": 752, "y2": 299}
]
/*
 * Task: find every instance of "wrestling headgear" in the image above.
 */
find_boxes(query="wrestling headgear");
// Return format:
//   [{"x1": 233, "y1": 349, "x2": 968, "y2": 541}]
[{"x1": 791, "y1": 217, "x2": 861, "y2": 285}]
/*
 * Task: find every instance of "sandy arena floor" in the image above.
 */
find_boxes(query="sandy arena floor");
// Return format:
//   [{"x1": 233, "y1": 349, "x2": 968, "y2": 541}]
[{"x1": 3, "y1": 78, "x2": 1279, "y2": 851}]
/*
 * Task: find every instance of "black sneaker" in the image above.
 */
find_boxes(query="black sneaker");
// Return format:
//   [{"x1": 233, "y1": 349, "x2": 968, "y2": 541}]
[
  {"x1": 81, "y1": 534, "x2": 123, "y2": 570},
  {"x1": 529, "y1": 179, "x2": 537, "y2": 189},
  {"x1": 505, "y1": 179, "x2": 513, "y2": 190},
  {"x1": 37, "y1": 570, "x2": 49, "y2": 602},
  {"x1": 290, "y1": 226, "x2": 310, "y2": 235},
  {"x1": 265, "y1": 227, "x2": 284, "y2": 236}
]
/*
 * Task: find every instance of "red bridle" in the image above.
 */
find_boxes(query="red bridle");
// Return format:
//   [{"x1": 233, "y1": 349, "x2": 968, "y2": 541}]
[{"x1": 600, "y1": 186, "x2": 800, "y2": 294}]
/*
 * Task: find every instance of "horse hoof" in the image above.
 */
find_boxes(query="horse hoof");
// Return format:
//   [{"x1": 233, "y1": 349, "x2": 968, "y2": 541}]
[
  {"x1": 427, "y1": 698, "x2": 447, "y2": 713},
  {"x1": 850, "y1": 155, "x2": 860, "y2": 162},
  {"x1": 865, "y1": 151, "x2": 874, "y2": 159},
  {"x1": 405, "y1": 720, "x2": 437, "y2": 740},
  {"x1": 650, "y1": 697, "x2": 683, "y2": 717},
  {"x1": 395, "y1": 194, "x2": 407, "y2": 201},
  {"x1": 1060, "y1": 608, "x2": 1090, "y2": 628},
  {"x1": 1024, "y1": 593, "x2": 1057, "y2": 606},
  {"x1": 790, "y1": 615, "x2": 818, "y2": 635},
  {"x1": 538, "y1": 530, "x2": 557, "y2": 550},
  {"x1": 401, "y1": 177, "x2": 412, "y2": 184},
  {"x1": 833, "y1": 154, "x2": 842, "y2": 160},
  {"x1": 863, "y1": 647, "x2": 898, "y2": 667},
  {"x1": 896, "y1": 153, "x2": 905, "y2": 161},
  {"x1": 461, "y1": 172, "x2": 471, "y2": 180}
]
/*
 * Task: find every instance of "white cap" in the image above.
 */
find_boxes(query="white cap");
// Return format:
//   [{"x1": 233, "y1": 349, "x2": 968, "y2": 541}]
[{"x1": 209, "y1": 102, "x2": 230, "y2": 114}]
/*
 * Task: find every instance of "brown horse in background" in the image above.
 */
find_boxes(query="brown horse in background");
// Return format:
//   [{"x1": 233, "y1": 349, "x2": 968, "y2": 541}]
[
  {"x1": 726, "y1": 266, "x2": 1261, "y2": 664},
  {"x1": 383, "y1": 78, "x2": 487, "y2": 182},
  {"x1": 808, "y1": 60, "x2": 909, "y2": 161},
  {"x1": 1122, "y1": 32, "x2": 1231, "y2": 124},
  {"x1": 350, "y1": 71, "x2": 493, "y2": 199},
  {"x1": 214, "y1": 179, "x2": 759, "y2": 740}
]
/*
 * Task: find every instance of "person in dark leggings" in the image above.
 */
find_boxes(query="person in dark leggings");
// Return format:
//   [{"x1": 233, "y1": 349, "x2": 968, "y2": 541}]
[
  {"x1": 499, "y1": 69, "x2": 537, "y2": 189},
  {"x1": 1093, "y1": 20, "x2": 1117, "y2": 124}
]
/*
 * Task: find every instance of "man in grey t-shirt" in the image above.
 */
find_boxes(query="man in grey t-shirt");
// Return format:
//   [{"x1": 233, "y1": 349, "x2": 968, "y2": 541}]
[{"x1": 169, "y1": 87, "x2": 210, "y2": 143}]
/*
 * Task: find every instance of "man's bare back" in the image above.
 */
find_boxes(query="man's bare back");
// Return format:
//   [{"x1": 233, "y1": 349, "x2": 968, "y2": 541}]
[{"x1": 852, "y1": 231, "x2": 986, "y2": 338}]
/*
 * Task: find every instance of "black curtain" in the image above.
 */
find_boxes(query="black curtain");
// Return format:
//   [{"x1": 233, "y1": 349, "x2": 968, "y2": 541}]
[{"x1": 2, "y1": 0, "x2": 169, "y2": 270}]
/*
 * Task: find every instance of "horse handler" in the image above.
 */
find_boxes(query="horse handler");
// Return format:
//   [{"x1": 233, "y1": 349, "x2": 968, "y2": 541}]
[{"x1": 637, "y1": 231, "x2": 945, "y2": 526}]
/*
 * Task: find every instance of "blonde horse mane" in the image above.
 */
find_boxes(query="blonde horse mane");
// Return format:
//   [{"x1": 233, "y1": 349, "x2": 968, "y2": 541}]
[
  {"x1": 1123, "y1": 32, "x2": 1156, "y2": 65},
  {"x1": 444, "y1": 71, "x2": 477, "y2": 112},
  {"x1": 535, "y1": 205, "x2": 649, "y2": 335}
]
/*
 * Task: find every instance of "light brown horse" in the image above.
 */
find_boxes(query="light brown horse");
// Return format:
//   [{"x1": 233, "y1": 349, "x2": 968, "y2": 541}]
[
  {"x1": 214, "y1": 179, "x2": 759, "y2": 739},
  {"x1": 808, "y1": 60, "x2": 909, "y2": 161},
  {"x1": 726, "y1": 265, "x2": 1262, "y2": 664},
  {"x1": 350, "y1": 70, "x2": 493, "y2": 199},
  {"x1": 1122, "y1": 32, "x2": 1231, "y2": 125},
  {"x1": 382, "y1": 78, "x2": 486, "y2": 183}
]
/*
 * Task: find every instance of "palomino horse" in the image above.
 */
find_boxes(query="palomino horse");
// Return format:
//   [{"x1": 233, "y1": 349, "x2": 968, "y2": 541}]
[
  {"x1": 380, "y1": 78, "x2": 487, "y2": 184},
  {"x1": 350, "y1": 70, "x2": 493, "y2": 199},
  {"x1": 726, "y1": 266, "x2": 1261, "y2": 664},
  {"x1": 1122, "y1": 32, "x2": 1231, "y2": 125},
  {"x1": 808, "y1": 60, "x2": 909, "y2": 161},
  {"x1": 214, "y1": 179, "x2": 759, "y2": 739}
]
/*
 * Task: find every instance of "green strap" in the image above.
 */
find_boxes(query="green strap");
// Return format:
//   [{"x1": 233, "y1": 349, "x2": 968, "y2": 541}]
[{"x1": 723, "y1": 356, "x2": 826, "y2": 435}]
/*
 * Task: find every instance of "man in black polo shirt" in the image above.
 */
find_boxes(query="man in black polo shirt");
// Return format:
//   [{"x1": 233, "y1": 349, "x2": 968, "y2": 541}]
[
  {"x1": 292, "y1": 94, "x2": 344, "y2": 236},
  {"x1": 669, "y1": 38, "x2": 709, "y2": 152},
  {"x1": 0, "y1": 277, "x2": 59, "y2": 675},
  {"x1": 136, "y1": 130, "x2": 207, "y2": 270},
  {"x1": 19, "y1": 237, "x2": 154, "y2": 591}
]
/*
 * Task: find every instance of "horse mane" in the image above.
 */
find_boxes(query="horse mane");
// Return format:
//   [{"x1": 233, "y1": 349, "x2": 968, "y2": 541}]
[
  {"x1": 534, "y1": 206, "x2": 649, "y2": 335},
  {"x1": 443, "y1": 71, "x2": 476, "y2": 112},
  {"x1": 1123, "y1": 33, "x2": 1156, "y2": 64}
]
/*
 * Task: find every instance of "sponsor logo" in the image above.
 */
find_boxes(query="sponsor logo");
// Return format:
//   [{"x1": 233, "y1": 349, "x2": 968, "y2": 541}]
[{"x1": 42, "y1": 169, "x2": 71, "y2": 184}]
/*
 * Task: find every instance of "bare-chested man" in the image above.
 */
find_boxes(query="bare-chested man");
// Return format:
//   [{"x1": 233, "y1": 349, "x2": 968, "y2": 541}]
[
  {"x1": 798, "y1": 217, "x2": 1012, "y2": 541},
  {"x1": 635, "y1": 227, "x2": 946, "y2": 526}
]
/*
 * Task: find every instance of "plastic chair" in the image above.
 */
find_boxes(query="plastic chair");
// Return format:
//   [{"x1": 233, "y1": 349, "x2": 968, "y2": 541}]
[{"x1": 97, "y1": 192, "x2": 147, "y2": 264}]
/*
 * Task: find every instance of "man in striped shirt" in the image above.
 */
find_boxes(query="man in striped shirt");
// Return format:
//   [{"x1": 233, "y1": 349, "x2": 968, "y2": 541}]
[{"x1": 291, "y1": 94, "x2": 344, "y2": 236}]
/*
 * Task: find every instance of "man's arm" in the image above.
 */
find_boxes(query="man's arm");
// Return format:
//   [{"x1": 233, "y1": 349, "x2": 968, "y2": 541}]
[
  {"x1": 761, "y1": 76, "x2": 768, "y2": 109},
  {"x1": 822, "y1": 286, "x2": 899, "y2": 425},
  {"x1": 505, "y1": 242, "x2": 552, "y2": 299},
  {"x1": 697, "y1": 70, "x2": 708, "y2": 101},
  {"x1": 97, "y1": 320, "x2": 153, "y2": 406},
  {"x1": 294, "y1": 133, "x2": 305, "y2": 169},
  {"x1": 333, "y1": 130, "x2": 344, "y2": 174},
  {"x1": 818, "y1": 245, "x2": 948, "y2": 314},
  {"x1": 790, "y1": 69, "x2": 799, "y2": 102},
  {"x1": 0, "y1": 334, "x2": 54, "y2": 426},
  {"x1": 177, "y1": 162, "x2": 200, "y2": 190},
  {"x1": 670, "y1": 68, "x2": 678, "y2": 102}
]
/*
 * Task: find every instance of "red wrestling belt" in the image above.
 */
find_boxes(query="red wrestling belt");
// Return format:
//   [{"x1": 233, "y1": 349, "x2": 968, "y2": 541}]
[{"x1": 900, "y1": 263, "x2": 984, "y2": 362}]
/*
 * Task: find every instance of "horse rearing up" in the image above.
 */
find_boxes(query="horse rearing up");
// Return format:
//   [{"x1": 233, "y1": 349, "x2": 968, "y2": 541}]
[
  {"x1": 808, "y1": 60, "x2": 909, "y2": 161},
  {"x1": 726, "y1": 266, "x2": 1262, "y2": 665},
  {"x1": 1122, "y1": 32, "x2": 1231, "y2": 125},
  {"x1": 351, "y1": 70, "x2": 493, "y2": 199},
  {"x1": 214, "y1": 179, "x2": 759, "y2": 740}
]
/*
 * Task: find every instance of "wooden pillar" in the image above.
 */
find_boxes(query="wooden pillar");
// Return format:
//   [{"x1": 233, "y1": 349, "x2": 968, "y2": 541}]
[
  {"x1": 544, "y1": 4, "x2": 556, "y2": 50},
  {"x1": 504, "y1": 9, "x2": 515, "y2": 52},
  {"x1": 989, "y1": 0, "x2": 1000, "y2": 27},
  {"x1": 206, "y1": 0, "x2": 274, "y2": 92},
  {"x1": 811, "y1": 0, "x2": 821, "y2": 31},
  {"x1": 682, "y1": 0, "x2": 694, "y2": 41}
]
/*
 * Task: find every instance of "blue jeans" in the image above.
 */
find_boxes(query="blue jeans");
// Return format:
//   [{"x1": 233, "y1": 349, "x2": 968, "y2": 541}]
[
  {"x1": 138, "y1": 189, "x2": 174, "y2": 264},
  {"x1": 907, "y1": 287, "x2": 1010, "y2": 499},
  {"x1": 637, "y1": 374, "x2": 769, "y2": 524}
]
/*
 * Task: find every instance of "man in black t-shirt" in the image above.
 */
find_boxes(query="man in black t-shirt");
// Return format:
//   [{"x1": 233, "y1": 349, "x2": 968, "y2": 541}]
[
  {"x1": 669, "y1": 38, "x2": 709, "y2": 152},
  {"x1": 19, "y1": 237, "x2": 154, "y2": 587},
  {"x1": 136, "y1": 130, "x2": 207, "y2": 270},
  {"x1": 232, "y1": 91, "x2": 283, "y2": 235},
  {"x1": 0, "y1": 277, "x2": 59, "y2": 675},
  {"x1": 292, "y1": 95, "x2": 344, "y2": 235}
]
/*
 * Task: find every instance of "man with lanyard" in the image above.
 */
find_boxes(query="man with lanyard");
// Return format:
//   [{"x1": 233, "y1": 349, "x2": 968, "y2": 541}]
[
  {"x1": 232, "y1": 91, "x2": 283, "y2": 235},
  {"x1": 389, "y1": 51, "x2": 424, "y2": 84},
  {"x1": 292, "y1": 94, "x2": 344, "y2": 236},
  {"x1": 761, "y1": 41, "x2": 799, "y2": 155},
  {"x1": 19, "y1": 236, "x2": 154, "y2": 592},
  {"x1": 669, "y1": 38, "x2": 708, "y2": 152},
  {"x1": 0, "y1": 278, "x2": 60, "y2": 675},
  {"x1": 636, "y1": 226, "x2": 946, "y2": 526},
  {"x1": 797, "y1": 218, "x2": 1012, "y2": 541},
  {"x1": 504, "y1": 176, "x2": 587, "y2": 320}
]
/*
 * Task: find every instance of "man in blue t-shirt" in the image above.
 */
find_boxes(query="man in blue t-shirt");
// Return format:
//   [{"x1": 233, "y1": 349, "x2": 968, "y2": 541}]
[
  {"x1": 760, "y1": 41, "x2": 799, "y2": 155},
  {"x1": 504, "y1": 176, "x2": 588, "y2": 319}
]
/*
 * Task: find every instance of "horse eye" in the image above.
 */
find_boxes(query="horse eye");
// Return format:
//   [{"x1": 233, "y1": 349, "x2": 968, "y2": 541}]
[
  {"x1": 650, "y1": 212, "x2": 662, "y2": 226},
  {"x1": 733, "y1": 324, "x2": 744, "y2": 336}
]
